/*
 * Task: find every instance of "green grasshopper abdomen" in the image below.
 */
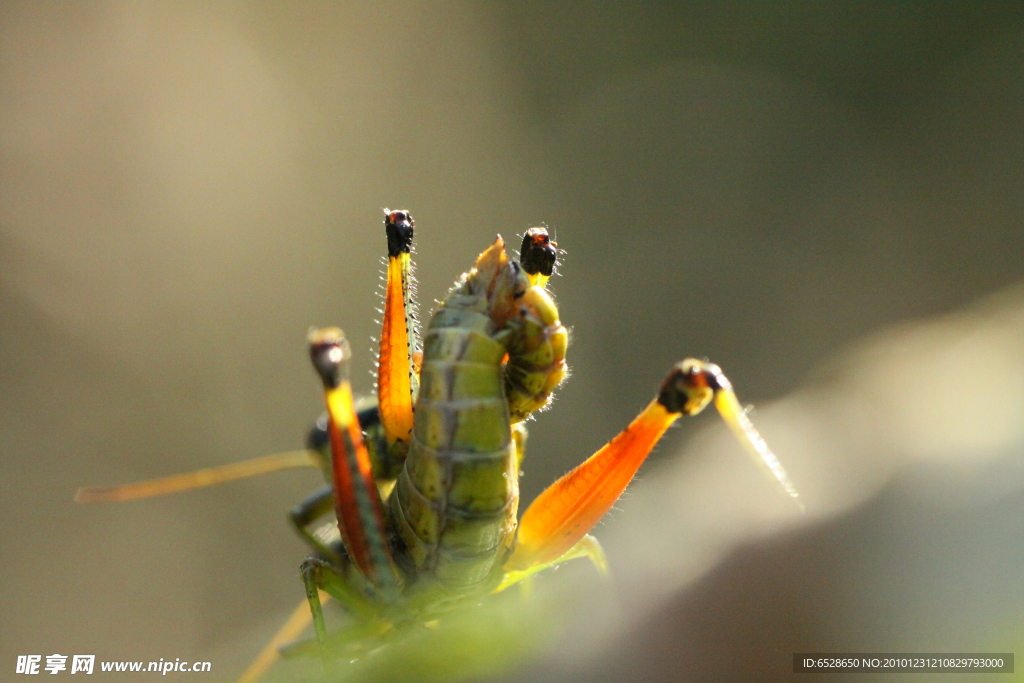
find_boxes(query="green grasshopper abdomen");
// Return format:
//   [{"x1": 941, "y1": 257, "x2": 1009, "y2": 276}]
[{"x1": 389, "y1": 269, "x2": 522, "y2": 590}]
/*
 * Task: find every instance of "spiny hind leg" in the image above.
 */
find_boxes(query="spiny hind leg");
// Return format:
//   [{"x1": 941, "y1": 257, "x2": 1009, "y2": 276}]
[
  {"x1": 309, "y1": 328, "x2": 403, "y2": 594},
  {"x1": 377, "y1": 210, "x2": 419, "y2": 459},
  {"x1": 506, "y1": 359, "x2": 803, "y2": 574},
  {"x1": 496, "y1": 423, "x2": 607, "y2": 593}
]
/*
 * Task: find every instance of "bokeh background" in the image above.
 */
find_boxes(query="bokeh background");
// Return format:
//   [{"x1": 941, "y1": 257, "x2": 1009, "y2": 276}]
[{"x1": 3, "y1": 2, "x2": 1024, "y2": 681}]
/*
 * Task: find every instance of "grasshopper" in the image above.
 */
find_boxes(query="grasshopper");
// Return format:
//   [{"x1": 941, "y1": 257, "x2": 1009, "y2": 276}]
[{"x1": 77, "y1": 211, "x2": 802, "y2": 681}]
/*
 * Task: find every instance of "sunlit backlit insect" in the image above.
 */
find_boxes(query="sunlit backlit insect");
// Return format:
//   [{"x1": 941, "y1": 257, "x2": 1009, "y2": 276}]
[{"x1": 77, "y1": 210, "x2": 802, "y2": 681}]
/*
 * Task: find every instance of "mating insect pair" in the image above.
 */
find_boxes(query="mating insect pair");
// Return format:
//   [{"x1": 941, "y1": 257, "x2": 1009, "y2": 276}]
[{"x1": 77, "y1": 211, "x2": 802, "y2": 681}]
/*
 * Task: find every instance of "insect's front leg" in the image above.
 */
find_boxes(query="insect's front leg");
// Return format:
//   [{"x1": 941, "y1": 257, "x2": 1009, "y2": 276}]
[
  {"x1": 299, "y1": 557, "x2": 386, "y2": 667},
  {"x1": 377, "y1": 210, "x2": 419, "y2": 460},
  {"x1": 237, "y1": 540, "x2": 385, "y2": 683},
  {"x1": 289, "y1": 485, "x2": 344, "y2": 565},
  {"x1": 296, "y1": 557, "x2": 395, "y2": 675}
]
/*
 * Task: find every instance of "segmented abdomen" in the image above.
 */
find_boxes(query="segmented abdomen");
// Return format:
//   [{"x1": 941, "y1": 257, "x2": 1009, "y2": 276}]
[
  {"x1": 387, "y1": 237, "x2": 569, "y2": 594},
  {"x1": 388, "y1": 301, "x2": 519, "y2": 591}
]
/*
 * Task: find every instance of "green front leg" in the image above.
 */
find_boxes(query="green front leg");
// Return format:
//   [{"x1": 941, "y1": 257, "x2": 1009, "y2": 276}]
[
  {"x1": 290, "y1": 485, "x2": 343, "y2": 564},
  {"x1": 299, "y1": 557, "x2": 387, "y2": 667}
]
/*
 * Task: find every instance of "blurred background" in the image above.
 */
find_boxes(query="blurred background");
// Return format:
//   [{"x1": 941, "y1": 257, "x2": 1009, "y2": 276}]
[{"x1": 3, "y1": 2, "x2": 1024, "y2": 681}]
